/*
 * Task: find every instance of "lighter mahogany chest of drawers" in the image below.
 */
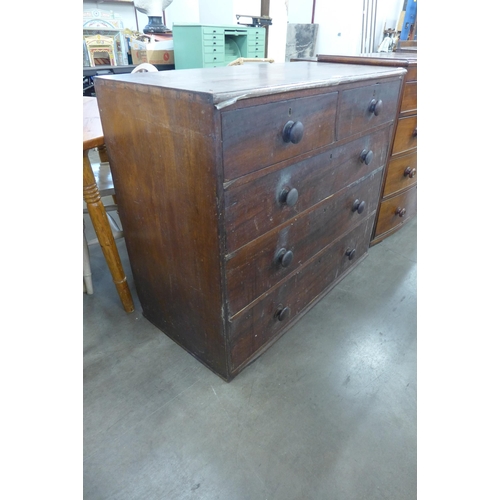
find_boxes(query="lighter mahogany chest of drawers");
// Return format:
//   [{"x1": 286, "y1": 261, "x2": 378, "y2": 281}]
[
  {"x1": 317, "y1": 53, "x2": 417, "y2": 244},
  {"x1": 95, "y1": 62, "x2": 405, "y2": 381}
]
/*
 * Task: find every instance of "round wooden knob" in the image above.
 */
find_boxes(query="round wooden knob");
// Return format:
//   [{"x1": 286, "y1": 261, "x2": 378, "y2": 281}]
[
  {"x1": 404, "y1": 167, "x2": 416, "y2": 178},
  {"x1": 345, "y1": 248, "x2": 356, "y2": 260},
  {"x1": 282, "y1": 120, "x2": 304, "y2": 144},
  {"x1": 275, "y1": 248, "x2": 294, "y2": 268},
  {"x1": 279, "y1": 187, "x2": 299, "y2": 206},
  {"x1": 395, "y1": 207, "x2": 406, "y2": 217},
  {"x1": 369, "y1": 99, "x2": 383, "y2": 116},
  {"x1": 352, "y1": 199, "x2": 366, "y2": 214},
  {"x1": 275, "y1": 305, "x2": 290, "y2": 322},
  {"x1": 360, "y1": 149, "x2": 374, "y2": 165}
]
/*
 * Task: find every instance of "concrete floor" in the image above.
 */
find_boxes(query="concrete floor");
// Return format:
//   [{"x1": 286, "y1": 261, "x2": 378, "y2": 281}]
[{"x1": 83, "y1": 199, "x2": 417, "y2": 499}]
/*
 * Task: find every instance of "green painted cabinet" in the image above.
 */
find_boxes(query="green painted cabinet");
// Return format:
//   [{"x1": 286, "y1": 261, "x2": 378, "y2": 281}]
[{"x1": 172, "y1": 24, "x2": 266, "y2": 69}]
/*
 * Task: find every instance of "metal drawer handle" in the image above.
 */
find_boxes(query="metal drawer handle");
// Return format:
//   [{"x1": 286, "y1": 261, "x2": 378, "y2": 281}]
[
  {"x1": 396, "y1": 207, "x2": 406, "y2": 217},
  {"x1": 282, "y1": 120, "x2": 304, "y2": 144}
]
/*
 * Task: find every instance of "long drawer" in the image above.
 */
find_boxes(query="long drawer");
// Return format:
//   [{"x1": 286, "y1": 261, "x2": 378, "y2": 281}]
[
  {"x1": 225, "y1": 168, "x2": 384, "y2": 315},
  {"x1": 221, "y1": 92, "x2": 338, "y2": 180},
  {"x1": 374, "y1": 185, "x2": 417, "y2": 237},
  {"x1": 224, "y1": 126, "x2": 391, "y2": 252},
  {"x1": 228, "y1": 214, "x2": 376, "y2": 371}
]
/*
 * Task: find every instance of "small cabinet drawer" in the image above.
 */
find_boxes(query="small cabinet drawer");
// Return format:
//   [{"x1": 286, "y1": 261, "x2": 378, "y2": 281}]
[
  {"x1": 383, "y1": 150, "x2": 417, "y2": 197},
  {"x1": 221, "y1": 91, "x2": 338, "y2": 180},
  {"x1": 225, "y1": 168, "x2": 383, "y2": 315},
  {"x1": 204, "y1": 53, "x2": 224, "y2": 63},
  {"x1": 203, "y1": 27, "x2": 223, "y2": 35},
  {"x1": 401, "y1": 81, "x2": 417, "y2": 114},
  {"x1": 228, "y1": 214, "x2": 376, "y2": 371},
  {"x1": 224, "y1": 126, "x2": 391, "y2": 252},
  {"x1": 374, "y1": 185, "x2": 417, "y2": 237},
  {"x1": 203, "y1": 33, "x2": 224, "y2": 43},
  {"x1": 203, "y1": 44, "x2": 224, "y2": 54},
  {"x1": 337, "y1": 79, "x2": 401, "y2": 140},
  {"x1": 392, "y1": 115, "x2": 417, "y2": 155}
]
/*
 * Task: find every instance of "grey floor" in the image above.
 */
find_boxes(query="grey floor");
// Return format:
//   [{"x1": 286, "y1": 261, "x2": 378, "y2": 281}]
[{"x1": 83, "y1": 192, "x2": 417, "y2": 499}]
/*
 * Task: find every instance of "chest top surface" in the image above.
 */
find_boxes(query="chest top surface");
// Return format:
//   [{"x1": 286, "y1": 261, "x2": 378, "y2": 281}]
[{"x1": 96, "y1": 61, "x2": 406, "y2": 105}]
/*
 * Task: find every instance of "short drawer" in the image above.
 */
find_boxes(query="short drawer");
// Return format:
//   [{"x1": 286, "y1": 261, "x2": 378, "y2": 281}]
[
  {"x1": 225, "y1": 168, "x2": 383, "y2": 315},
  {"x1": 383, "y1": 150, "x2": 417, "y2": 197},
  {"x1": 337, "y1": 79, "x2": 402, "y2": 140},
  {"x1": 203, "y1": 27, "x2": 223, "y2": 35},
  {"x1": 228, "y1": 214, "x2": 376, "y2": 371},
  {"x1": 406, "y1": 65, "x2": 417, "y2": 82},
  {"x1": 203, "y1": 44, "x2": 224, "y2": 54},
  {"x1": 224, "y1": 126, "x2": 391, "y2": 252},
  {"x1": 222, "y1": 91, "x2": 338, "y2": 180},
  {"x1": 401, "y1": 81, "x2": 417, "y2": 114},
  {"x1": 374, "y1": 185, "x2": 417, "y2": 238},
  {"x1": 204, "y1": 53, "x2": 225, "y2": 64},
  {"x1": 392, "y1": 115, "x2": 417, "y2": 155},
  {"x1": 203, "y1": 33, "x2": 224, "y2": 43}
]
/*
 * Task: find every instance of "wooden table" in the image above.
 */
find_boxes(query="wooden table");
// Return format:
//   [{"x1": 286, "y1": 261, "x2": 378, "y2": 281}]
[{"x1": 83, "y1": 96, "x2": 134, "y2": 312}]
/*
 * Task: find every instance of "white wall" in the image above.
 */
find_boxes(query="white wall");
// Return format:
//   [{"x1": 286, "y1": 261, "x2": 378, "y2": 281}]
[{"x1": 83, "y1": 0, "x2": 405, "y2": 60}]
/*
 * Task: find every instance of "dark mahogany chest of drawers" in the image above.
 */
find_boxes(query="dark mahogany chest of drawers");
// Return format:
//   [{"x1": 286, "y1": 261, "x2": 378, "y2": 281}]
[
  {"x1": 95, "y1": 62, "x2": 405, "y2": 381},
  {"x1": 317, "y1": 53, "x2": 417, "y2": 244}
]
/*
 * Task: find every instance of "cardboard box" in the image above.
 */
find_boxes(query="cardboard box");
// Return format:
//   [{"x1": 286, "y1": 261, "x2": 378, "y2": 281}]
[{"x1": 130, "y1": 39, "x2": 174, "y2": 65}]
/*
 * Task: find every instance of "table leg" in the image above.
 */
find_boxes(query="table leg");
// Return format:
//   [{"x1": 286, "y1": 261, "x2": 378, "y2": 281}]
[{"x1": 83, "y1": 150, "x2": 134, "y2": 312}]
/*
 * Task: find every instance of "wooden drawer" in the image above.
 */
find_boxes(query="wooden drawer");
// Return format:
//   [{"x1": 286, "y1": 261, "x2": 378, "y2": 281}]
[
  {"x1": 228, "y1": 214, "x2": 376, "y2": 371},
  {"x1": 374, "y1": 185, "x2": 417, "y2": 237},
  {"x1": 337, "y1": 79, "x2": 401, "y2": 140},
  {"x1": 406, "y1": 65, "x2": 417, "y2": 82},
  {"x1": 225, "y1": 168, "x2": 384, "y2": 315},
  {"x1": 383, "y1": 150, "x2": 417, "y2": 197},
  {"x1": 392, "y1": 115, "x2": 417, "y2": 155},
  {"x1": 401, "y1": 81, "x2": 417, "y2": 114},
  {"x1": 221, "y1": 92, "x2": 338, "y2": 180},
  {"x1": 224, "y1": 126, "x2": 391, "y2": 252}
]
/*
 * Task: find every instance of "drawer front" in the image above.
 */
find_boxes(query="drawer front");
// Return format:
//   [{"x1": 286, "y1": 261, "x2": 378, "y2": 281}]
[
  {"x1": 374, "y1": 185, "x2": 417, "y2": 237},
  {"x1": 224, "y1": 126, "x2": 391, "y2": 252},
  {"x1": 203, "y1": 33, "x2": 224, "y2": 43},
  {"x1": 203, "y1": 27, "x2": 223, "y2": 35},
  {"x1": 401, "y1": 81, "x2": 417, "y2": 114},
  {"x1": 222, "y1": 92, "x2": 338, "y2": 180},
  {"x1": 225, "y1": 168, "x2": 383, "y2": 315},
  {"x1": 228, "y1": 214, "x2": 376, "y2": 371},
  {"x1": 337, "y1": 79, "x2": 401, "y2": 140},
  {"x1": 392, "y1": 115, "x2": 417, "y2": 155},
  {"x1": 406, "y1": 65, "x2": 417, "y2": 82},
  {"x1": 383, "y1": 150, "x2": 417, "y2": 197},
  {"x1": 203, "y1": 44, "x2": 224, "y2": 54},
  {"x1": 204, "y1": 52, "x2": 225, "y2": 63}
]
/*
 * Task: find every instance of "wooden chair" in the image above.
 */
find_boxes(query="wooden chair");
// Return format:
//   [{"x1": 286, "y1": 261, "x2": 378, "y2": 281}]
[
  {"x1": 83, "y1": 146, "x2": 124, "y2": 295},
  {"x1": 83, "y1": 97, "x2": 134, "y2": 312}
]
